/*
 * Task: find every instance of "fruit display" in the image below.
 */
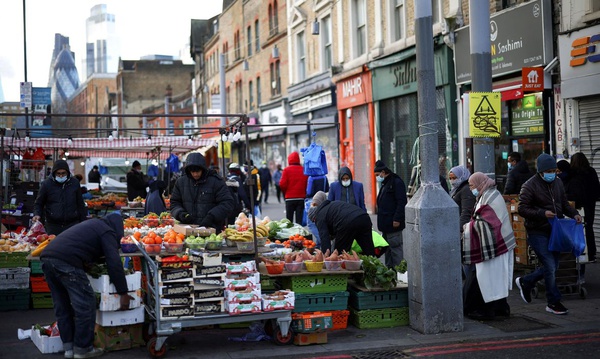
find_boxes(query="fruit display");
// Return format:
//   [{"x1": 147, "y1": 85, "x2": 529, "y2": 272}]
[
  {"x1": 120, "y1": 236, "x2": 139, "y2": 253},
  {"x1": 159, "y1": 212, "x2": 175, "y2": 226},
  {"x1": 185, "y1": 233, "x2": 222, "y2": 250},
  {"x1": 223, "y1": 225, "x2": 269, "y2": 243},
  {"x1": 140, "y1": 231, "x2": 163, "y2": 254},
  {"x1": 143, "y1": 212, "x2": 160, "y2": 228}
]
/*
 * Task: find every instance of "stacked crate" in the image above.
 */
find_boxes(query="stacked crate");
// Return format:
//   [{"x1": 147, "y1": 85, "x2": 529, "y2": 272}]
[
  {"x1": 0, "y1": 251, "x2": 30, "y2": 311},
  {"x1": 506, "y1": 198, "x2": 537, "y2": 266},
  {"x1": 156, "y1": 256, "x2": 195, "y2": 320},
  {"x1": 191, "y1": 252, "x2": 225, "y2": 316},
  {"x1": 29, "y1": 261, "x2": 53, "y2": 309},
  {"x1": 348, "y1": 284, "x2": 409, "y2": 329},
  {"x1": 224, "y1": 261, "x2": 262, "y2": 315}
]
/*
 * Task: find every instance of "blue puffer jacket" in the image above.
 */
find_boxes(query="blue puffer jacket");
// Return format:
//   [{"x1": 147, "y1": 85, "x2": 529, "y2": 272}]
[{"x1": 170, "y1": 153, "x2": 234, "y2": 230}]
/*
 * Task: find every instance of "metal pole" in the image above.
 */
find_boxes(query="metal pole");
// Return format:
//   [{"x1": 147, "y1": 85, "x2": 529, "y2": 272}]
[
  {"x1": 469, "y1": 0, "x2": 494, "y2": 175},
  {"x1": 23, "y1": 0, "x2": 29, "y2": 131},
  {"x1": 405, "y1": 1, "x2": 463, "y2": 334},
  {"x1": 220, "y1": 53, "x2": 227, "y2": 178}
]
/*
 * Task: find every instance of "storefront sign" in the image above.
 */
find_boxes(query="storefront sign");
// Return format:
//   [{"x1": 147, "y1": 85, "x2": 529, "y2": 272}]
[
  {"x1": 454, "y1": 0, "x2": 552, "y2": 85},
  {"x1": 511, "y1": 93, "x2": 544, "y2": 136},
  {"x1": 336, "y1": 72, "x2": 372, "y2": 110},
  {"x1": 469, "y1": 92, "x2": 501, "y2": 137},
  {"x1": 522, "y1": 67, "x2": 544, "y2": 92},
  {"x1": 553, "y1": 85, "x2": 566, "y2": 158},
  {"x1": 261, "y1": 107, "x2": 286, "y2": 131},
  {"x1": 558, "y1": 23, "x2": 600, "y2": 98}
]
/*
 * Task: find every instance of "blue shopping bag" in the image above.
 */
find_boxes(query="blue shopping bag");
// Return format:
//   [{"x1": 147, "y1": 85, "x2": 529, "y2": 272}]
[{"x1": 548, "y1": 217, "x2": 586, "y2": 256}]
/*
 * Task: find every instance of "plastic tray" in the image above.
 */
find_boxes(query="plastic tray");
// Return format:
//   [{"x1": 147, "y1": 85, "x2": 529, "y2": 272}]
[
  {"x1": 31, "y1": 293, "x2": 54, "y2": 309},
  {"x1": 348, "y1": 287, "x2": 408, "y2": 310},
  {"x1": 30, "y1": 275, "x2": 51, "y2": 293},
  {"x1": 326, "y1": 309, "x2": 350, "y2": 330},
  {"x1": 0, "y1": 252, "x2": 28, "y2": 268},
  {"x1": 349, "y1": 307, "x2": 409, "y2": 329},
  {"x1": 280, "y1": 274, "x2": 348, "y2": 294},
  {"x1": 30, "y1": 261, "x2": 43, "y2": 274},
  {"x1": 0, "y1": 267, "x2": 31, "y2": 290},
  {"x1": 293, "y1": 291, "x2": 349, "y2": 313}
]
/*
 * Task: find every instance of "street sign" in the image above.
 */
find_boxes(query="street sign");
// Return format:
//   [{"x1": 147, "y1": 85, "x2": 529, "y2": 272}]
[
  {"x1": 469, "y1": 92, "x2": 502, "y2": 137},
  {"x1": 20, "y1": 82, "x2": 32, "y2": 108},
  {"x1": 522, "y1": 67, "x2": 544, "y2": 92}
]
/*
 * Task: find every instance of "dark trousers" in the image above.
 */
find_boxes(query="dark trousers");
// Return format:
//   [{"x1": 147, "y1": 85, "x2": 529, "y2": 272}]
[
  {"x1": 261, "y1": 183, "x2": 270, "y2": 203},
  {"x1": 584, "y1": 203, "x2": 596, "y2": 259},
  {"x1": 275, "y1": 185, "x2": 282, "y2": 202},
  {"x1": 41, "y1": 257, "x2": 96, "y2": 352},
  {"x1": 285, "y1": 199, "x2": 305, "y2": 225}
]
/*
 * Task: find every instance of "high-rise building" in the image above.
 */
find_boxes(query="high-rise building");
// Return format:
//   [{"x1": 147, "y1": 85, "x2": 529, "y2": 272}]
[
  {"x1": 50, "y1": 43, "x2": 79, "y2": 117},
  {"x1": 48, "y1": 34, "x2": 71, "y2": 87},
  {"x1": 85, "y1": 4, "x2": 119, "y2": 79}
]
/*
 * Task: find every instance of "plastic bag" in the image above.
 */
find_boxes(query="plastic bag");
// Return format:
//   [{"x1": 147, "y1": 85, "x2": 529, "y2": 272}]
[{"x1": 548, "y1": 217, "x2": 585, "y2": 256}]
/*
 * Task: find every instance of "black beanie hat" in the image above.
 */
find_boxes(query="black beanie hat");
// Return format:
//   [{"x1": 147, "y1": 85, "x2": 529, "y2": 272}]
[
  {"x1": 536, "y1": 154, "x2": 556, "y2": 173},
  {"x1": 374, "y1": 160, "x2": 388, "y2": 173},
  {"x1": 132, "y1": 160, "x2": 141, "y2": 168}
]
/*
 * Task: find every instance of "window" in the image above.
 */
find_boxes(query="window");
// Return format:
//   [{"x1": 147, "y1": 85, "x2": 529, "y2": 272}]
[
  {"x1": 321, "y1": 15, "x2": 332, "y2": 70},
  {"x1": 432, "y1": 0, "x2": 441, "y2": 25},
  {"x1": 168, "y1": 120, "x2": 175, "y2": 135},
  {"x1": 270, "y1": 60, "x2": 281, "y2": 96},
  {"x1": 236, "y1": 80, "x2": 243, "y2": 113},
  {"x1": 184, "y1": 119, "x2": 194, "y2": 135},
  {"x1": 247, "y1": 26, "x2": 252, "y2": 56},
  {"x1": 255, "y1": 20, "x2": 260, "y2": 53},
  {"x1": 249, "y1": 80, "x2": 254, "y2": 110},
  {"x1": 392, "y1": 0, "x2": 405, "y2": 41},
  {"x1": 256, "y1": 76, "x2": 262, "y2": 105},
  {"x1": 269, "y1": 2, "x2": 279, "y2": 36},
  {"x1": 223, "y1": 43, "x2": 229, "y2": 66},
  {"x1": 234, "y1": 31, "x2": 241, "y2": 60},
  {"x1": 297, "y1": 31, "x2": 306, "y2": 82},
  {"x1": 353, "y1": 0, "x2": 366, "y2": 57}
]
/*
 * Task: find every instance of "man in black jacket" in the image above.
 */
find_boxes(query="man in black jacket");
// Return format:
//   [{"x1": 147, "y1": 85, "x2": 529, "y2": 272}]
[
  {"x1": 40, "y1": 212, "x2": 132, "y2": 358},
  {"x1": 516, "y1": 153, "x2": 582, "y2": 315},
  {"x1": 308, "y1": 191, "x2": 375, "y2": 256},
  {"x1": 126, "y1": 161, "x2": 148, "y2": 201},
  {"x1": 374, "y1": 160, "x2": 408, "y2": 268},
  {"x1": 170, "y1": 153, "x2": 234, "y2": 230},
  {"x1": 33, "y1": 160, "x2": 87, "y2": 235},
  {"x1": 504, "y1": 152, "x2": 533, "y2": 195}
]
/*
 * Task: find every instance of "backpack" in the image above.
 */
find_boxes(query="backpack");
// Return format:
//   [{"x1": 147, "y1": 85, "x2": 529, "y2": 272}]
[{"x1": 226, "y1": 175, "x2": 243, "y2": 215}]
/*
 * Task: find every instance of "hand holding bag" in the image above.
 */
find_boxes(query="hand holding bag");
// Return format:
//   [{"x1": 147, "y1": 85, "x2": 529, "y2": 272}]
[{"x1": 548, "y1": 217, "x2": 586, "y2": 256}]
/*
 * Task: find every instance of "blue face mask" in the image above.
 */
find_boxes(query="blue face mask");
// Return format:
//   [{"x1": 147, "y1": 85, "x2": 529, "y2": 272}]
[
  {"x1": 376, "y1": 176, "x2": 384, "y2": 183},
  {"x1": 471, "y1": 189, "x2": 479, "y2": 197},
  {"x1": 543, "y1": 173, "x2": 556, "y2": 183},
  {"x1": 507, "y1": 162, "x2": 513, "y2": 171},
  {"x1": 55, "y1": 176, "x2": 67, "y2": 183}
]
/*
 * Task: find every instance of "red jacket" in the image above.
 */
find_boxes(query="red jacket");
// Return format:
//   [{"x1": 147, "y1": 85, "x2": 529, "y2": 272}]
[{"x1": 280, "y1": 152, "x2": 308, "y2": 200}]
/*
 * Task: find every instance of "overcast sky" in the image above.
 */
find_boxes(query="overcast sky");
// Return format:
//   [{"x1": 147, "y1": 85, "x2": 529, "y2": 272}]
[{"x1": 0, "y1": 0, "x2": 222, "y2": 102}]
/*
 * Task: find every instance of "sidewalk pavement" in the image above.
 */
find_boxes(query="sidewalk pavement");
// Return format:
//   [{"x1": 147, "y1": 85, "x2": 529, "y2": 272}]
[{"x1": 2, "y1": 199, "x2": 598, "y2": 358}]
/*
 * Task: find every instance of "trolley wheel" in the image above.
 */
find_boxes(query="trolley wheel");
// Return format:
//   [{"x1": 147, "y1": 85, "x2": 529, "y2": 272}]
[
  {"x1": 532, "y1": 287, "x2": 539, "y2": 299},
  {"x1": 579, "y1": 287, "x2": 588, "y2": 299},
  {"x1": 147, "y1": 337, "x2": 168, "y2": 358},
  {"x1": 273, "y1": 328, "x2": 294, "y2": 345}
]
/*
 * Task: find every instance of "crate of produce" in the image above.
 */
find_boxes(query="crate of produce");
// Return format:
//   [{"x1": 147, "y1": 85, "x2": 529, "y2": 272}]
[
  {"x1": 31, "y1": 293, "x2": 54, "y2": 309},
  {"x1": 349, "y1": 307, "x2": 409, "y2": 329},
  {"x1": 0, "y1": 288, "x2": 31, "y2": 311},
  {"x1": 0, "y1": 251, "x2": 29, "y2": 268},
  {"x1": 280, "y1": 274, "x2": 348, "y2": 294},
  {"x1": 291, "y1": 312, "x2": 333, "y2": 333},
  {"x1": 348, "y1": 286, "x2": 408, "y2": 310},
  {"x1": 324, "y1": 310, "x2": 350, "y2": 330},
  {"x1": 293, "y1": 291, "x2": 349, "y2": 313},
  {"x1": 30, "y1": 260, "x2": 43, "y2": 274},
  {"x1": 30, "y1": 275, "x2": 51, "y2": 293},
  {"x1": 0, "y1": 267, "x2": 30, "y2": 289},
  {"x1": 31, "y1": 325, "x2": 63, "y2": 354}
]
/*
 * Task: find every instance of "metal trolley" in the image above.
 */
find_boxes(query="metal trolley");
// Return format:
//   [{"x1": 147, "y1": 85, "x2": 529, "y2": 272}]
[{"x1": 134, "y1": 242, "x2": 293, "y2": 358}]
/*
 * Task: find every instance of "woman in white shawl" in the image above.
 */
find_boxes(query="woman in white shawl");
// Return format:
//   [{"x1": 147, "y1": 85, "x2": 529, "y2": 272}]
[{"x1": 463, "y1": 172, "x2": 516, "y2": 320}]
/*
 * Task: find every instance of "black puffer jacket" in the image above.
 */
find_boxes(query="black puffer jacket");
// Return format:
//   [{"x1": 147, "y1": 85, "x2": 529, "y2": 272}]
[
  {"x1": 376, "y1": 173, "x2": 408, "y2": 234},
  {"x1": 170, "y1": 153, "x2": 234, "y2": 229},
  {"x1": 504, "y1": 160, "x2": 533, "y2": 195},
  {"x1": 34, "y1": 161, "x2": 87, "y2": 225},
  {"x1": 518, "y1": 173, "x2": 580, "y2": 236},
  {"x1": 40, "y1": 212, "x2": 128, "y2": 294},
  {"x1": 313, "y1": 200, "x2": 372, "y2": 245},
  {"x1": 451, "y1": 180, "x2": 476, "y2": 230}
]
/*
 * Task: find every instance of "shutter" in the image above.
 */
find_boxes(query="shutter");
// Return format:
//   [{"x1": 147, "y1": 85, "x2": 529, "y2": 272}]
[{"x1": 578, "y1": 96, "x2": 600, "y2": 254}]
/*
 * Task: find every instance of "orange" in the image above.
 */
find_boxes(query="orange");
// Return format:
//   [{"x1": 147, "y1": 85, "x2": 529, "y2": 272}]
[
  {"x1": 133, "y1": 231, "x2": 142, "y2": 240},
  {"x1": 148, "y1": 231, "x2": 156, "y2": 238}
]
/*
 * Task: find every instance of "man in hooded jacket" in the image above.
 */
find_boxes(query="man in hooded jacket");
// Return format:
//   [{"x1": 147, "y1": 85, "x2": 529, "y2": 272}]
[
  {"x1": 280, "y1": 152, "x2": 308, "y2": 224},
  {"x1": 170, "y1": 153, "x2": 234, "y2": 229},
  {"x1": 40, "y1": 212, "x2": 132, "y2": 358},
  {"x1": 33, "y1": 160, "x2": 87, "y2": 235},
  {"x1": 327, "y1": 166, "x2": 366, "y2": 211},
  {"x1": 504, "y1": 152, "x2": 533, "y2": 195}
]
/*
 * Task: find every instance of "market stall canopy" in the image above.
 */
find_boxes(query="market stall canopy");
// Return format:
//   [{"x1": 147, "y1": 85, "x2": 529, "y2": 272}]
[{"x1": 2, "y1": 136, "x2": 215, "y2": 160}]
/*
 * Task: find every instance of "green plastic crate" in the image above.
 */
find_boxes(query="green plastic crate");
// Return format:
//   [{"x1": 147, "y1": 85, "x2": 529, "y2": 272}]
[
  {"x1": 0, "y1": 288, "x2": 31, "y2": 311},
  {"x1": 260, "y1": 276, "x2": 276, "y2": 291},
  {"x1": 293, "y1": 291, "x2": 349, "y2": 313},
  {"x1": 0, "y1": 252, "x2": 29, "y2": 268},
  {"x1": 30, "y1": 260, "x2": 43, "y2": 274},
  {"x1": 348, "y1": 287, "x2": 408, "y2": 310},
  {"x1": 280, "y1": 274, "x2": 348, "y2": 294},
  {"x1": 349, "y1": 307, "x2": 409, "y2": 329},
  {"x1": 31, "y1": 293, "x2": 54, "y2": 309}
]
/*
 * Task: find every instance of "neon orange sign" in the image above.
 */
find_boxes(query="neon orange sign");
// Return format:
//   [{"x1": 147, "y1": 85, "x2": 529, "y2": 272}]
[{"x1": 570, "y1": 34, "x2": 600, "y2": 67}]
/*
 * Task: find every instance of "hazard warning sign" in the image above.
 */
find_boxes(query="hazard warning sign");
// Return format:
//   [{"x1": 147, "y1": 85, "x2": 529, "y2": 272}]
[{"x1": 469, "y1": 92, "x2": 501, "y2": 138}]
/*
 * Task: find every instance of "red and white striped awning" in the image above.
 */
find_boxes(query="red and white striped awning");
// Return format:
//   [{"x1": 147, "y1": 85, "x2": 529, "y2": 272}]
[{"x1": 2, "y1": 136, "x2": 216, "y2": 160}]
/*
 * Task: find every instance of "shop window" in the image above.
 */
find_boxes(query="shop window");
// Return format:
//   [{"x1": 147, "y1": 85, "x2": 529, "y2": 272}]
[
  {"x1": 352, "y1": 0, "x2": 367, "y2": 58},
  {"x1": 249, "y1": 80, "x2": 254, "y2": 110}
]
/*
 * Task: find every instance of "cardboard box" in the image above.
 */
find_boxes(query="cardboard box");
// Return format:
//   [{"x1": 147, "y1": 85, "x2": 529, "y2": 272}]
[
  {"x1": 294, "y1": 332, "x2": 328, "y2": 346},
  {"x1": 173, "y1": 224, "x2": 215, "y2": 237},
  {"x1": 158, "y1": 283, "x2": 195, "y2": 297},
  {"x1": 225, "y1": 261, "x2": 256, "y2": 275},
  {"x1": 160, "y1": 295, "x2": 194, "y2": 307},
  {"x1": 190, "y1": 252, "x2": 222, "y2": 267},
  {"x1": 224, "y1": 272, "x2": 260, "y2": 291},
  {"x1": 194, "y1": 287, "x2": 225, "y2": 301},
  {"x1": 158, "y1": 268, "x2": 194, "y2": 283},
  {"x1": 226, "y1": 300, "x2": 262, "y2": 315},
  {"x1": 160, "y1": 305, "x2": 195, "y2": 319},
  {"x1": 31, "y1": 326, "x2": 63, "y2": 354},
  {"x1": 512, "y1": 214, "x2": 524, "y2": 222},
  {"x1": 98, "y1": 289, "x2": 143, "y2": 311},
  {"x1": 96, "y1": 306, "x2": 145, "y2": 327},
  {"x1": 512, "y1": 221, "x2": 525, "y2": 231},
  {"x1": 93, "y1": 324, "x2": 144, "y2": 351},
  {"x1": 194, "y1": 265, "x2": 227, "y2": 277},
  {"x1": 225, "y1": 288, "x2": 262, "y2": 303},
  {"x1": 88, "y1": 272, "x2": 142, "y2": 294},
  {"x1": 193, "y1": 276, "x2": 226, "y2": 290},
  {"x1": 262, "y1": 290, "x2": 295, "y2": 311},
  {"x1": 194, "y1": 298, "x2": 225, "y2": 315}
]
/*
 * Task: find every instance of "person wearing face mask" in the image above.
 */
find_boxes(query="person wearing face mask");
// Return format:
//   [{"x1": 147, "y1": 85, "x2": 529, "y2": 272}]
[
  {"x1": 462, "y1": 172, "x2": 515, "y2": 320},
  {"x1": 448, "y1": 165, "x2": 476, "y2": 232},
  {"x1": 516, "y1": 153, "x2": 582, "y2": 315},
  {"x1": 504, "y1": 152, "x2": 533, "y2": 195},
  {"x1": 374, "y1": 160, "x2": 408, "y2": 268},
  {"x1": 328, "y1": 167, "x2": 366, "y2": 211},
  {"x1": 33, "y1": 160, "x2": 87, "y2": 235},
  {"x1": 126, "y1": 160, "x2": 149, "y2": 201}
]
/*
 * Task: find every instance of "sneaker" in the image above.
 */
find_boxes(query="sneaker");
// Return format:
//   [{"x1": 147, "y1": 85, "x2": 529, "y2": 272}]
[
  {"x1": 546, "y1": 302, "x2": 569, "y2": 315},
  {"x1": 64, "y1": 350, "x2": 74, "y2": 359},
  {"x1": 73, "y1": 348, "x2": 103, "y2": 359},
  {"x1": 515, "y1": 277, "x2": 532, "y2": 303}
]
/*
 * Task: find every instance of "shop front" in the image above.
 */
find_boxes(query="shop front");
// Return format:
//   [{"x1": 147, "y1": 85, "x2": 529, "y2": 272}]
[
  {"x1": 454, "y1": 0, "x2": 554, "y2": 192},
  {"x1": 368, "y1": 43, "x2": 457, "y2": 196},
  {"x1": 260, "y1": 106, "x2": 288, "y2": 169},
  {"x1": 335, "y1": 71, "x2": 375, "y2": 212}
]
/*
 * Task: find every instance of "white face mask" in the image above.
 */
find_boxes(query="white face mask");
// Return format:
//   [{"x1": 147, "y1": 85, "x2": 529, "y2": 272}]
[{"x1": 341, "y1": 179, "x2": 351, "y2": 187}]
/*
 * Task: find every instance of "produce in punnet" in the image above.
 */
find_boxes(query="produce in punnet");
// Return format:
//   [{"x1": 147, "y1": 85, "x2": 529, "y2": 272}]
[{"x1": 143, "y1": 212, "x2": 160, "y2": 228}]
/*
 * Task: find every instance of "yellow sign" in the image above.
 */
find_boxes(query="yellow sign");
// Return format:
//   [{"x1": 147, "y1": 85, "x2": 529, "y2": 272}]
[
  {"x1": 469, "y1": 92, "x2": 501, "y2": 137},
  {"x1": 217, "y1": 141, "x2": 231, "y2": 158}
]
